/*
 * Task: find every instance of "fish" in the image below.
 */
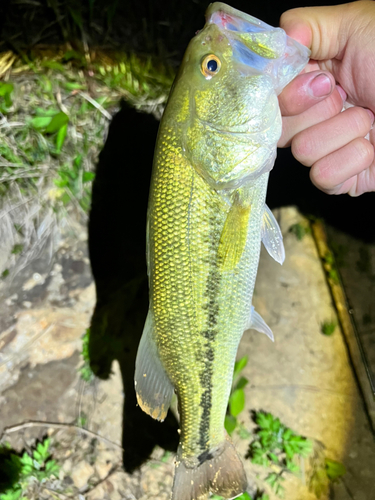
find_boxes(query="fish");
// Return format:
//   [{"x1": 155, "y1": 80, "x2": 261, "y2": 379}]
[{"x1": 134, "y1": 3, "x2": 310, "y2": 499}]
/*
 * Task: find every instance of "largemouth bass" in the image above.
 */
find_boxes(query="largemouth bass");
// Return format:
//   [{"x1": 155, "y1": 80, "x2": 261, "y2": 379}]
[{"x1": 135, "y1": 3, "x2": 310, "y2": 499}]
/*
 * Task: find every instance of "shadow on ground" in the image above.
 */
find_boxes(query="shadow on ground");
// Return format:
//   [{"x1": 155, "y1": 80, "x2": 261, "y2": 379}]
[{"x1": 88, "y1": 103, "x2": 179, "y2": 472}]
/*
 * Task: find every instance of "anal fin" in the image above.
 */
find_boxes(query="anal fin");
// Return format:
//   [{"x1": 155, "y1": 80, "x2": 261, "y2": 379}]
[
  {"x1": 245, "y1": 306, "x2": 274, "y2": 342},
  {"x1": 261, "y1": 205, "x2": 285, "y2": 265},
  {"x1": 134, "y1": 310, "x2": 174, "y2": 421}
]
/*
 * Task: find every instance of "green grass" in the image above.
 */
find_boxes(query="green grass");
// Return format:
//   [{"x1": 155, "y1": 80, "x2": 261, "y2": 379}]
[{"x1": 0, "y1": 50, "x2": 173, "y2": 277}]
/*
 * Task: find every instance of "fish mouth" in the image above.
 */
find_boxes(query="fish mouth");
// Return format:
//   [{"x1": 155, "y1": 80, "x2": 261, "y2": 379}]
[
  {"x1": 205, "y1": 2, "x2": 310, "y2": 92},
  {"x1": 206, "y1": 2, "x2": 276, "y2": 37}
]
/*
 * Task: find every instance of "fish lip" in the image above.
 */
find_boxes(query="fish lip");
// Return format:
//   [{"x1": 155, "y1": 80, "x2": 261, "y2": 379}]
[{"x1": 206, "y1": 2, "x2": 274, "y2": 33}]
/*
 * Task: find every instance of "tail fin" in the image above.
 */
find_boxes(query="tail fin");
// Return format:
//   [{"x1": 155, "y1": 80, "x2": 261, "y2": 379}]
[{"x1": 172, "y1": 438, "x2": 247, "y2": 500}]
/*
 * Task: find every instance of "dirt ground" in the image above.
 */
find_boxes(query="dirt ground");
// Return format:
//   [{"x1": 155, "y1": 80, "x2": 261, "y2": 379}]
[{"x1": 0, "y1": 206, "x2": 374, "y2": 500}]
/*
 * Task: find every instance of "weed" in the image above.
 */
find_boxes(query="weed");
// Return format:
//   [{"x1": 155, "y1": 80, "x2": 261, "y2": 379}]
[
  {"x1": 325, "y1": 458, "x2": 346, "y2": 481},
  {"x1": 0, "y1": 438, "x2": 59, "y2": 499},
  {"x1": 79, "y1": 328, "x2": 95, "y2": 382},
  {"x1": 30, "y1": 109, "x2": 69, "y2": 154},
  {"x1": 322, "y1": 251, "x2": 340, "y2": 284},
  {"x1": 54, "y1": 155, "x2": 95, "y2": 211},
  {"x1": 225, "y1": 355, "x2": 249, "y2": 436},
  {"x1": 308, "y1": 443, "x2": 346, "y2": 498},
  {"x1": 288, "y1": 222, "x2": 311, "y2": 241},
  {"x1": 11, "y1": 245, "x2": 23, "y2": 255},
  {"x1": 0, "y1": 82, "x2": 14, "y2": 114},
  {"x1": 321, "y1": 320, "x2": 336, "y2": 336},
  {"x1": 77, "y1": 413, "x2": 88, "y2": 428},
  {"x1": 246, "y1": 411, "x2": 313, "y2": 497}
]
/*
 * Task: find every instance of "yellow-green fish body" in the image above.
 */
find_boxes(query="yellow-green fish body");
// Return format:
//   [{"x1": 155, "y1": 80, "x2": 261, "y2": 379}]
[{"x1": 135, "y1": 4, "x2": 309, "y2": 499}]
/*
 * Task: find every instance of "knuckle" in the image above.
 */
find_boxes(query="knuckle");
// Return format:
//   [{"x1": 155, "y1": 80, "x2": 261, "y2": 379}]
[
  {"x1": 310, "y1": 158, "x2": 335, "y2": 190},
  {"x1": 353, "y1": 137, "x2": 374, "y2": 163},
  {"x1": 345, "y1": 108, "x2": 372, "y2": 136},
  {"x1": 291, "y1": 133, "x2": 312, "y2": 165},
  {"x1": 322, "y1": 91, "x2": 343, "y2": 118}
]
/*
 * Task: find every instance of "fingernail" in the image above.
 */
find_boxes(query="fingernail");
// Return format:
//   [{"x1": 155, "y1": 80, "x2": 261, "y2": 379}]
[
  {"x1": 336, "y1": 85, "x2": 347, "y2": 102},
  {"x1": 309, "y1": 74, "x2": 332, "y2": 98}
]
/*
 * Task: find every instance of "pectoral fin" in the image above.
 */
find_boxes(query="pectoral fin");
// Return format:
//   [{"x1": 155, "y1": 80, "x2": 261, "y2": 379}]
[
  {"x1": 245, "y1": 306, "x2": 274, "y2": 341},
  {"x1": 135, "y1": 310, "x2": 174, "y2": 421},
  {"x1": 218, "y1": 198, "x2": 251, "y2": 271},
  {"x1": 261, "y1": 205, "x2": 285, "y2": 265}
]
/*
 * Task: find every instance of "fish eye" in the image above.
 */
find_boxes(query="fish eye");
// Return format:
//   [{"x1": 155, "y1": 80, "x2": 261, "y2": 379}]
[{"x1": 200, "y1": 54, "x2": 221, "y2": 79}]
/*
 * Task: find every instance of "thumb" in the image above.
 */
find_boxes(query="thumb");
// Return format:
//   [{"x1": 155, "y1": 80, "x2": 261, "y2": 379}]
[{"x1": 280, "y1": 4, "x2": 352, "y2": 61}]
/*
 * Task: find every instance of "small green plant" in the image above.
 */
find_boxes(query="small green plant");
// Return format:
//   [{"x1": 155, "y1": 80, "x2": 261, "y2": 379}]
[
  {"x1": 0, "y1": 82, "x2": 14, "y2": 114},
  {"x1": 309, "y1": 444, "x2": 346, "y2": 498},
  {"x1": 325, "y1": 458, "x2": 346, "y2": 481},
  {"x1": 225, "y1": 355, "x2": 249, "y2": 436},
  {"x1": 30, "y1": 108, "x2": 69, "y2": 154},
  {"x1": 77, "y1": 413, "x2": 88, "y2": 428},
  {"x1": 11, "y1": 245, "x2": 23, "y2": 255},
  {"x1": 321, "y1": 320, "x2": 336, "y2": 336},
  {"x1": 247, "y1": 411, "x2": 313, "y2": 497},
  {"x1": 79, "y1": 328, "x2": 95, "y2": 382},
  {"x1": 322, "y1": 251, "x2": 340, "y2": 284},
  {"x1": 54, "y1": 155, "x2": 95, "y2": 211},
  {"x1": 0, "y1": 438, "x2": 59, "y2": 500},
  {"x1": 289, "y1": 222, "x2": 311, "y2": 241}
]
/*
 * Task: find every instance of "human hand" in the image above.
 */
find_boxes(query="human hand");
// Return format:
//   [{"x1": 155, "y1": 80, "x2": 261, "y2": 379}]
[{"x1": 278, "y1": 1, "x2": 375, "y2": 196}]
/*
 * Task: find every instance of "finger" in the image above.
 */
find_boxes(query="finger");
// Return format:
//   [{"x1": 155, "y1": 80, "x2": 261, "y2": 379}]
[
  {"x1": 310, "y1": 137, "x2": 375, "y2": 194},
  {"x1": 279, "y1": 86, "x2": 344, "y2": 147},
  {"x1": 278, "y1": 70, "x2": 335, "y2": 117},
  {"x1": 279, "y1": 4, "x2": 352, "y2": 62},
  {"x1": 291, "y1": 107, "x2": 374, "y2": 166}
]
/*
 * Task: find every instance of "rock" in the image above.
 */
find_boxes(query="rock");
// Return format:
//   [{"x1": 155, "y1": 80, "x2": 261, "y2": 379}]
[
  {"x1": 62, "y1": 458, "x2": 73, "y2": 474},
  {"x1": 95, "y1": 451, "x2": 113, "y2": 480},
  {"x1": 71, "y1": 460, "x2": 95, "y2": 490}
]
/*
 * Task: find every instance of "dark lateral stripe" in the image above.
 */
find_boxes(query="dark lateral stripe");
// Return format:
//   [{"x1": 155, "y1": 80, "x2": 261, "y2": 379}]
[{"x1": 198, "y1": 213, "x2": 221, "y2": 452}]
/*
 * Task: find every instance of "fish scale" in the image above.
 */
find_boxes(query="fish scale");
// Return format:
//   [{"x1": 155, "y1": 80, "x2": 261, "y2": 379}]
[{"x1": 134, "y1": 3, "x2": 310, "y2": 499}]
